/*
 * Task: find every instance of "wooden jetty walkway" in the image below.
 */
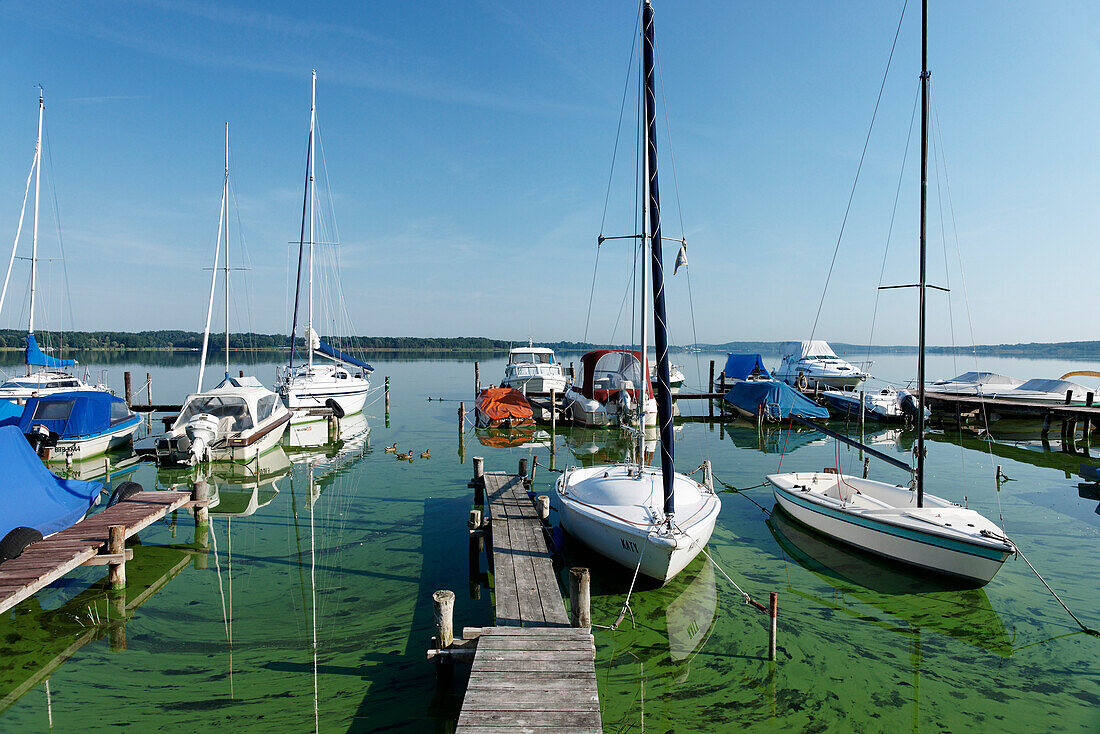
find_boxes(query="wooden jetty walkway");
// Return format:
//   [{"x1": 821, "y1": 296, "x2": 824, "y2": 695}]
[
  {"x1": 431, "y1": 459, "x2": 601, "y2": 733},
  {"x1": 0, "y1": 489, "x2": 200, "y2": 615},
  {"x1": 924, "y1": 391, "x2": 1100, "y2": 439}
]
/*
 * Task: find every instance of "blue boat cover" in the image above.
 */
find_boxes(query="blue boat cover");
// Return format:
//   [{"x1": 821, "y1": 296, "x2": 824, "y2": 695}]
[
  {"x1": 724, "y1": 380, "x2": 829, "y2": 421},
  {"x1": 0, "y1": 390, "x2": 129, "y2": 439},
  {"x1": 722, "y1": 354, "x2": 772, "y2": 381},
  {"x1": 25, "y1": 333, "x2": 76, "y2": 368},
  {"x1": 0, "y1": 399, "x2": 22, "y2": 422},
  {"x1": 318, "y1": 338, "x2": 373, "y2": 372},
  {"x1": 0, "y1": 425, "x2": 101, "y2": 539}
]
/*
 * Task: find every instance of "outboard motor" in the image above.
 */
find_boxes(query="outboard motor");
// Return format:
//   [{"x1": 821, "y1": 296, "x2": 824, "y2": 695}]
[
  {"x1": 25, "y1": 423, "x2": 55, "y2": 456},
  {"x1": 184, "y1": 413, "x2": 221, "y2": 465},
  {"x1": 898, "y1": 390, "x2": 922, "y2": 420}
]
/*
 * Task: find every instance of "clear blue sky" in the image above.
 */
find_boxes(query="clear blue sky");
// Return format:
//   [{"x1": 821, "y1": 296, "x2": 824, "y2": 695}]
[{"x1": 1, "y1": 1, "x2": 1097, "y2": 347}]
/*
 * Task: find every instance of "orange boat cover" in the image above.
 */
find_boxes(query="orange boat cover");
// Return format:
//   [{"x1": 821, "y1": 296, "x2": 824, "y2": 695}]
[{"x1": 475, "y1": 387, "x2": 534, "y2": 427}]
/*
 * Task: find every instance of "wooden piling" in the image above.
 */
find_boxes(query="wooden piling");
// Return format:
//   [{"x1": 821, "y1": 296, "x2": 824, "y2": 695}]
[
  {"x1": 709, "y1": 360, "x2": 715, "y2": 419},
  {"x1": 1042, "y1": 411, "x2": 1053, "y2": 439},
  {"x1": 109, "y1": 591, "x2": 127, "y2": 652},
  {"x1": 518, "y1": 457, "x2": 528, "y2": 481},
  {"x1": 458, "y1": 402, "x2": 465, "y2": 432},
  {"x1": 472, "y1": 457, "x2": 485, "y2": 504},
  {"x1": 385, "y1": 376, "x2": 390, "y2": 413},
  {"x1": 433, "y1": 590, "x2": 455, "y2": 648},
  {"x1": 529, "y1": 460, "x2": 537, "y2": 490},
  {"x1": 569, "y1": 567, "x2": 591, "y2": 629},
  {"x1": 123, "y1": 371, "x2": 132, "y2": 407},
  {"x1": 536, "y1": 495, "x2": 550, "y2": 523},
  {"x1": 550, "y1": 388, "x2": 557, "y2": 433},
  {"x1": 108, "y1": 525, "x2": 126, "y2": 590},
  {"x1": 192, "y1": 480, "x2": 210, "y2": 526},
  {"x1": 475, "y1": 362, "x2": 480, "y2": 395},
  {"x1": 146, "y1": 372, "x2": 153, "y2": 405},
  {"x1": 859, "y1": 389, "x2": 865, "y2": 445},
  {"x1": 768, "y1": 592, "x2": 778, "y2": 661}
]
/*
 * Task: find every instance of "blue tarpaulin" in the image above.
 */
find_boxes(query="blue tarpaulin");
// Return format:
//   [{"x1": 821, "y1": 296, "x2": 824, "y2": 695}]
[
  {"x1": 0, "y1": 391, "x2": 130, "y2": 439},
  {"x1": 318, "y1": 339, "x2": 373, "y2": 372},
  {"x1": 721, "y1": 354, "x2": 772, "y2": 381},
  {"x1": 0, "y1": 425, "x2": 101, "y2": 539},
  {"x1": 25, "y1": 333, "x2": 76, "y2": 368},
  {"x1": 724, "y1": 380, "x2": 829, "y2": 421},
  {"x1": 0, "y1": 400, "x2": 22, "y2": 423}
]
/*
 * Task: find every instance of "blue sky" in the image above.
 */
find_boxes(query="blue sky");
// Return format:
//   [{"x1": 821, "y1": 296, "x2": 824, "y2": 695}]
[{"x1": 0, "y1": 1, "x2": 1097, "y2": 347}]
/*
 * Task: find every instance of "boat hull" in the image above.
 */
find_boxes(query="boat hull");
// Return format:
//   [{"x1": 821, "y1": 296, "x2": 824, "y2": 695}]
[
  {"x1": 769, "y1": 477, "x2": 1012, "y2": 586},
  {"x1": 41, "y1": 417, "x2": 142, "y2": 463}
]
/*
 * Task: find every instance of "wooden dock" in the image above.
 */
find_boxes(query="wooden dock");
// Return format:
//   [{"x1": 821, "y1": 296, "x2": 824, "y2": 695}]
[
  {"x1": 924, "y1": 391, "x2": 1100, "y2": 439},
  {"x1": 440, "y1": 462, "x2": 601, "y2": 734},
  {"x1": 0, "y1": 490, "x2": 194, "y2": 615}
]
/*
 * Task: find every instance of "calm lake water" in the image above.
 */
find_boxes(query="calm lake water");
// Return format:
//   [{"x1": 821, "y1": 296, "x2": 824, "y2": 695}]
[{"x1": 1, "y1": 351, "x2": 1098, "y2": 732}]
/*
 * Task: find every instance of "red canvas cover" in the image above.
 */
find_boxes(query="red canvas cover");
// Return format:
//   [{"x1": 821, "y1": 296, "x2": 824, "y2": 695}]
[
  {"x1": 577, "y1": 349, "x2": 654, "y2": 403},
  {"x1": 475, "y1": 387, "x2": 534, "y2": 427}
]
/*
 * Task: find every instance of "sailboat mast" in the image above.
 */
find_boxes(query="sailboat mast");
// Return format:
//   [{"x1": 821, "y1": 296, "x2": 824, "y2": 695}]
[
  {"x1": 224, "y1": 123, "x2": 231, "y2": 379},
  {"x1": 308, "y1": 70, "x2": 316, "y2": 372},
  {"x1": 28, "y1": 88, "x2": 43, "y2": 375},
  {"x1": 638, "y1": 53, "x2": 650, "y2": 468},
  {"x1": 916, "y1": 0, "x2": 929, "y2": 507},
  {"x1": 197, "y1": 126, "x2": 228, "y2": 393},
  {"x1": 642, "y1": 0, "x2": 675, "y2": 518}
]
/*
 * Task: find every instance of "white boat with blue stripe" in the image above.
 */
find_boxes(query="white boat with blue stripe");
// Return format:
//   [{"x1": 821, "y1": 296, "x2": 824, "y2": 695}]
[{"x1": 767, "y1": 472, "x2": 1013, "y2": 586}]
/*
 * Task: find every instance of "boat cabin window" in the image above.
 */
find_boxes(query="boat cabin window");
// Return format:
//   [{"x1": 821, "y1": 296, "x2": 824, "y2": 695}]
[
  {"x1": 56, "y1": 380, "x2": 80, "y2": 388},
  {"x1": 592, "y1": 353, "x2": 642, "y2": 390},
  {"x1": 335, "y1": 370, "x2": 348, "y2": 380},
  {"x1": 177, "y1": 396, "x2": 254, "y2": 431},
  {"x1": 256, "y1": 394, "x2": 278, "y2": 422},
  {"x1": 109, "y1": 401, "x2": 132, "y2": 425},
  {"x1": 510, "y1": 351, "x2": 551, "y2": 365},
  {"x1": 32, "y1": 399, "x2": 75, "y2": 420}
]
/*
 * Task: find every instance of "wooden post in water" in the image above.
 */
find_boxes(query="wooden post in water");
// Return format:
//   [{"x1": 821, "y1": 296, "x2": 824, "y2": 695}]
[
  {"x1": 469, "y1": 509, "x2": 483, "y2": 554},
  {"x1": 193, "y1": 480, "x2": 210, "y2": 526},
  {"x1": 146, "y1": 373, "x2": 153, "y2": 405},
  {"x1": 109, "y1": 590, "x2": 127, "y2": 652},
  {"x1": 108, "y1": 525, "x2": 126, "y2": 590},
  {"x1": 433, "y1": 590, "x2": 455, "y2": 649},
  {"x1": 1085, "y1": 393, "x2": 1094, "y2": 447},
  {"x1": 123, "y1": 371, "x2": 132, "y2": 407},
  {"x1": 1042, "y1": 411, "x2": 1053, "y2": 440},
  {"x1": 569, "y1": 361, "x2": 574, "y2": 380},
  {"x1": 709, "y1": 359, "x2": 715, "y2": 420},
  {"x1": 529, "y1": 460, "x2": 537, "y2": 490},
  {"x1": 239, "y1": 370, "x2": 244, "y2": 379},
  {"x1": 384, "y1": 376, "x2": 390, "y2": 418},
  {"x1": 536, "y1": 495, "x2": 550, "y2": 524},
  {"x1": 569, "y1": 567, "x2": 591, "y2": 628},
  {"x1": 768, "y1": 592, "x2": 778, "y2": 661},
  {"x1": 472, "y1": 457, "x2": 485, "y2": 504},
  {"x1": 859, "y1": 389, "x2": 865, "y2": 450},
  {"x1": 550, "y1": 388, "x2": 557, "y2": 432},
  {"x1": 518, "y1": 457, "x2": 528, "y2": 481},
  {"x1": 458, "y1": 402, "x2": 465, "y2": 433},
  {"x1": 474, "y1": 362, "x2": 480, "y2": 395}
]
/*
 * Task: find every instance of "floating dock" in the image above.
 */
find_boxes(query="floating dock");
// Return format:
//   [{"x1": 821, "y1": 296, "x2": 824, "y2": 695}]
[
  {"x1": 431, "y1": 461, "x2": 601, "y2": 734},
  {"x1": 0, "y1": 489, "x2": 198, "y2": 615}
]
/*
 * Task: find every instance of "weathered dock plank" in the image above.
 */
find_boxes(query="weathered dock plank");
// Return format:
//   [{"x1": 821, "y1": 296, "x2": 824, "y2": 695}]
[
  {"x1": 453, "y1": 471, "x2": 599, "y2": 733},
  {"x1": 0, "y1": 490, "x2": 191, "y2": 614}
]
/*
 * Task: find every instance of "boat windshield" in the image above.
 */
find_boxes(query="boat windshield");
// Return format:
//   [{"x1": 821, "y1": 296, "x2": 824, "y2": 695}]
[
  {"x1": 592, "y1": 353, "x2": 642, "y2": 390},
  {"x1": 177, "y1": 395, "x2": 254, "y2": 431},
  {"x1": 510, "y1": 351, "x2": 551, "y2": 364},
  {"x1": 33, "y1": 399, "x2": 75, "y2": 420}
]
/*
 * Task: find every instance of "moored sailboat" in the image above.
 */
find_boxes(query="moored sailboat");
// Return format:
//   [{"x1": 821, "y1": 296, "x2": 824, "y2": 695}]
[{"x1": 555, "y1": 1, "x2": 720, "y2": 585}]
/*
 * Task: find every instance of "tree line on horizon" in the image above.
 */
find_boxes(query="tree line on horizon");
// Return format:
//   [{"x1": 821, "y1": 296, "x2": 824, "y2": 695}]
[{"x1": 0, "y1": 329, "x2": 1097, "y2": 359}]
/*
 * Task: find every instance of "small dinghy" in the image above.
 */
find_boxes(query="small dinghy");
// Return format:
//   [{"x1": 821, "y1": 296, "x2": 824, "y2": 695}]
[{"x1": 474, "y1": 387, "x2": 534, "y2": 428}]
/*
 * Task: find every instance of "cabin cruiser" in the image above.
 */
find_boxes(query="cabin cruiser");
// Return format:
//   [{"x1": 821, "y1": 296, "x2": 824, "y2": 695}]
[
  {"x1": 997, "y1": 378, "x2": 1093, "y2": 405},
  {"x1": 821, "y1": 386, "x2": 926, "y2": 423},
  {"x1": 928, "y1": 371, "x2": 1024, "y2": 396},
  {"x1": 649, "y1": 359, "x2": 685, "y2": 393},
  {"x1": 2, "y1": 390, "x2": 141, "y2": 462},
  {"x1": 156, "y1": 376, "x2": 290, "y2": 466},
  {"x1": 775, "y1": 341, "x2": 869, "y2": 391},
  {"x1": 561, "y1": 349, "x2": 656, "y2": 428},
  {"x1": 501, "y1": 345, "x2": 569, "y2": 394}
]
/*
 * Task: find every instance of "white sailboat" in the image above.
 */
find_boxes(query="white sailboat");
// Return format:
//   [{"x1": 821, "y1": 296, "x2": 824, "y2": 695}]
[
  {"x1": 276, "y1": 71, "x2": 373, "y2": 422},
  {"x1": 556, "y1": 1, "x2": 720, "y2": 585},
  {"x1": 767, "y1": 0, "x2": 1014, "y2": 586},
  {"x1": 157, "y1": 125, "x2": 290, "y2": 466},
  {"x1": 0, "y1": 89, "x2": 106, "y2": 403}
]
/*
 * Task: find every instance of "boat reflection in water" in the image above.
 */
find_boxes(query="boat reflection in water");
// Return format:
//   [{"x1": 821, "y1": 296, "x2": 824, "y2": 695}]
[
  {"x1": 573, "y1": 547, "x2": 718, "y2": 730},
  {"x1": 767, "y1": 509, "x2": 1013, "y2": 657},
  {"x1": 474, "y1": 425, "x2": 552, "y2": 450},
  {"x1": 562, "y1": 426, "x2": 657, "y2": 467},
  {"x1": 284, "y1": 411, "x2": 370, "y2": 453}
]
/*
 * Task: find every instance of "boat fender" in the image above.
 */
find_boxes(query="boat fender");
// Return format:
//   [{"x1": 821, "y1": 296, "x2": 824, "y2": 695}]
[
  {"x1": 325, "y1": 398, "x2": 346, "y2": 419},
  {"x1": 0, "y1": 526, "x2": 43, "y2": 563},
  {"x1": 107, "y1": 481, "x2": 143, "y2": 507},
  {"x1": 797, "y1": 373, "x2": 808, "y2": 391}
]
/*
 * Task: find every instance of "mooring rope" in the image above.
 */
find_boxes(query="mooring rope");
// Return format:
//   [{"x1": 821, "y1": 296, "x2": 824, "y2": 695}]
[
  {"x1": 595, "y1": 539, "x2": 648, "y2": 632},
  {"x1": 711, "y1": 472, "x2": 771, "y2": 515},
  {"x1": 1005, "y1": 540, "x2": 1098, "y2": 636}
]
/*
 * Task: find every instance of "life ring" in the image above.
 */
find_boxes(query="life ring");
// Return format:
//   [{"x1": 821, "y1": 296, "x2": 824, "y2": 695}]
[
  {"x1": 325, "y1": 398, "x2": 346, "y2": 419},
  {"x1": 797, "y1": 373, "x2": 808, "y2": 391}
]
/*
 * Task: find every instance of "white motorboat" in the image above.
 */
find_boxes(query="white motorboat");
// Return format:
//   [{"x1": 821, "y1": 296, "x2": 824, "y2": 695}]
[
  {"x1": 776, "y1": 341, "x2": 870, "y2": 391},
  {"x1": 157, "y1": 125, "x2": 290, "y2": 466},
  {"x1": 561, "y1": 349, "x2": 657, "y2": 429},
  {"x1": 768, "y1": 1, "x2": 1014, "y2": 586},
  {"x1": 277, "y1": 72, "x2": 373, "y2": 422},
  {"x1": 821, "y1": 386, "x2": 925, "y2": 423},
  {"x1": 158, "y1": 376, "x2": 290, "y2": 465},
  {"x1": 501, "y1": 344, "x2": 569, "y2": 394},
  {"x1": 994, "y1": 378, "x2": 1093, "y2": 405},
  {"x1": 767, "y1": 473, "x2": 1013, "y2": 585},
  {"x1": 0, "y1": 90, "x2": 110, "y2": 405},
  {"x1": 928, "y1": 371, "x2": 1025, "y2": 396},
  {"x1": 649, "y1": 359, "x2": 685, "y2": 393},
  {"x1": 556, "y1": 1, "x2": 720, "y2": 585}
]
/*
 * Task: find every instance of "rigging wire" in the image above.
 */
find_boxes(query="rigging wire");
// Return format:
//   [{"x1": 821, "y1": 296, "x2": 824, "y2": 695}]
[{"x1": 808, "y1": 0, "x2": 909, "y2": 343}]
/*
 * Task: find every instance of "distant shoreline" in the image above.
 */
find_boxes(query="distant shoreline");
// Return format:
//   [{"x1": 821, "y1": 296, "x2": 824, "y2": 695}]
[{"x1": 0, "y1": 331, "x2": 1097, "y2": 360}]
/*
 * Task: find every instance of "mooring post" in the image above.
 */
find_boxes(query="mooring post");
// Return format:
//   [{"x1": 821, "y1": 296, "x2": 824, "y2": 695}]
[
  {"x1": 104, "y1": 455, "x2": 111, "y2": 481},
  {"x1": 146, "y1": 372, "x2": 153, "y2": 405},
  {"x1": 518, "y1": 458, "x2": 528, "y2": 490},
  {"x1": 123, "y1": 371, "x2": 132, "y2": 407},
  {"x1": 384, "y1": 375, "x2": 390, "y2": 417},
  {"x1": 472, "y1": 456, "x2": 485, "y2": 503},
  {"x1": 859, "y1": 389, "x2": 865, "y2": 447},
  {"x1": 569, "y1": 567, "x2": 591, "y2": 628},
  {"x1": 193, "y1": 480, "x2": 210, "y2": 527},
  {"x1": 239, "y1": 370, "x2": 244, "y2": 379},
  {"x1": 458, "y1": 402, "x2": 465, "y2": 433},
  {"x1": 433, "y1": 590, "x2": 455, "y2": 649},
  {"x1": 536, "y1": 495, "x2": 550, "y2": 524},
  {"x1": 569, "y1": 361, "x2": 574, "y2": 380},
  {"x1": 474, "y1": 361, "x2": 480, "y2": 395},
  {"x1": 768, "y1": 592, "x2": 778, "y2": 661},
  {"x1": 1042, "y1": 411, "x2": 1053, "y2": 439},
  {"x1": 550, "y1": 388, "x2": 557, "y2": 432},
  {"x1": 709, "y1": 360, "x2": 715, "y2": 420},
  {"x1": 108, "y1": 524, "x2": 126, "y2": 590},
  {"x1": 469, "y1": 509, "x2": 483, "y2": 554},
  {"x1": 529, "y1": 460, "x2": 538, "y2": 490},
  {"x1": 863, "y1": 457, "x2": 870, "y2": 479},
  {"x1": 108, "y1": 589, "x2": 127, "y2": 652}
]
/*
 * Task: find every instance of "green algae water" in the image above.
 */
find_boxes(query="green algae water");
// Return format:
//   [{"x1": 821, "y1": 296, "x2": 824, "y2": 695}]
[{"x1": 1, "y1": 353, "x2": 1099, "y2": 732}]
